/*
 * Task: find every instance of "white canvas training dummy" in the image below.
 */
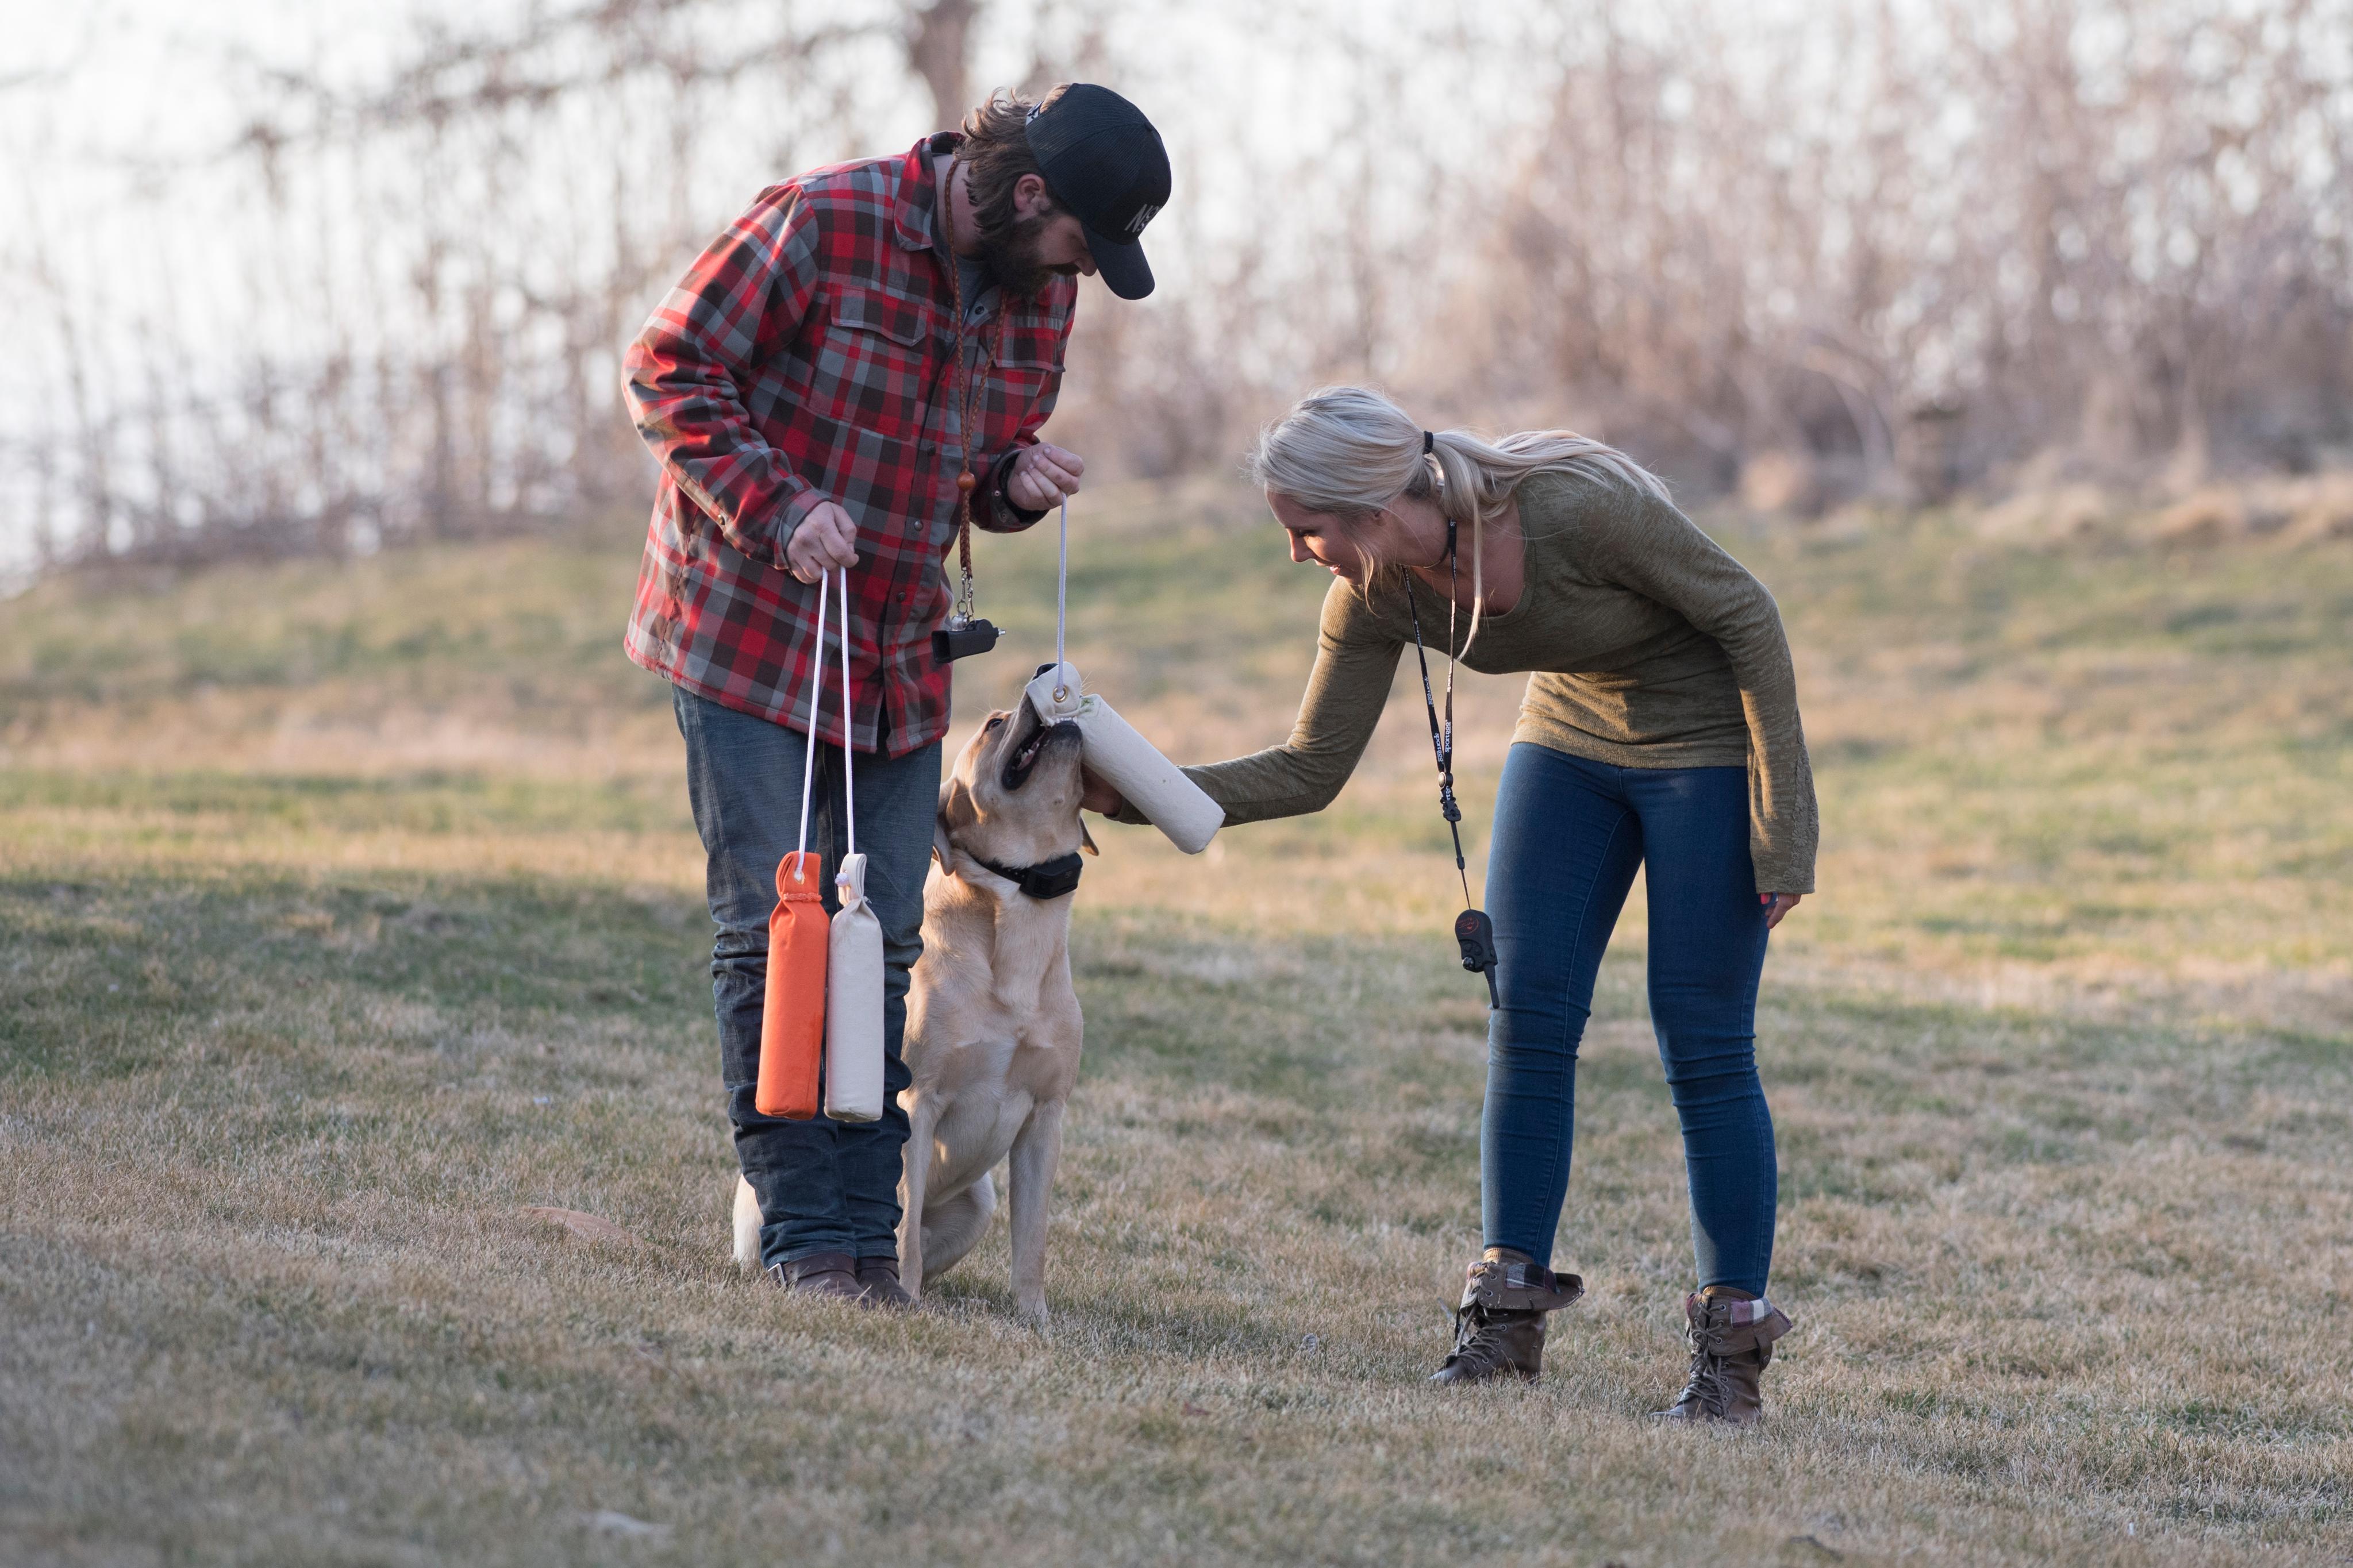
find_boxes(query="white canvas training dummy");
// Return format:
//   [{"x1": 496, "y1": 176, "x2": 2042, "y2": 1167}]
[
  {"x1": 821, "y1": 568, "x2": 886, "y2": 1124},
  {"x1": 824, "y1": 852, "x2": 885, "y2": 1122},
  {"x1": 1021, "y1": 499, "x2": 1224, "y2": 855}
]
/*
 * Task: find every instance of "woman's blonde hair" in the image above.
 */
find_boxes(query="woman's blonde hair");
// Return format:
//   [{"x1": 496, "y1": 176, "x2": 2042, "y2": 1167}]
[{"x1": 1246, "y1": 385, "x2": 1669, "y2": 649}]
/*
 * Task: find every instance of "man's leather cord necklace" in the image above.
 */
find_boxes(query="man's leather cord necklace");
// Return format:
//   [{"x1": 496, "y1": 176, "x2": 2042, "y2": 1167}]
[{"x1": 938, "y1": 155, "x2": 1010, "y2": 634}]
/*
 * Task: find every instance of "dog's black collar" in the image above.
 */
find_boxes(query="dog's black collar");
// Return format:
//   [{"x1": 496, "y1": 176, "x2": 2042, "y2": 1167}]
[{"x1": 972, "y1": 851, "x2": 1084, "y2": 900}]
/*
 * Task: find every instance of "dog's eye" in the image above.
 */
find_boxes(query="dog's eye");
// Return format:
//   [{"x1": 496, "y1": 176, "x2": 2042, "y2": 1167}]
[{"x1": 985, "y1": 716, "x2": 1004, "y2": 730}]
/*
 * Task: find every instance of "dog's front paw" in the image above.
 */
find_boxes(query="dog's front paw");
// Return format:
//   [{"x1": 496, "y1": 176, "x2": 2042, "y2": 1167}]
[{"x1": 1016, "y1": 1295, "x2": 1050, "y2": 1332}]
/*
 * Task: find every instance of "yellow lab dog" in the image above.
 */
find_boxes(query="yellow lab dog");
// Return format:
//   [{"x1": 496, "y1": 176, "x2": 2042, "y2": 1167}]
[{"x1": 734, "y1": 698, "x2": 1090, "y2": 1324}]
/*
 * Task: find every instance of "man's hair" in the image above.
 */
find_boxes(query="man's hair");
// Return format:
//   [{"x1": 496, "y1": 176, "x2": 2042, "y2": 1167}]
[{"x1": 958, "y1": 86, "x2": 1068, "y2": 244}]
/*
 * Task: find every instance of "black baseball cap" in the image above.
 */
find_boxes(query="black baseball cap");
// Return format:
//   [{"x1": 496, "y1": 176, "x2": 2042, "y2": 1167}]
[{"x1": 1024, "y1": 84, "x2": 1170, "y2": 300}]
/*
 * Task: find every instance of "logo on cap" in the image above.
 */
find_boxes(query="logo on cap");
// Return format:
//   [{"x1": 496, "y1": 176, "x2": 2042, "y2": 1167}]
[{"x1": 1124, "y1": 202, "x2": 1161, "y2": 237}]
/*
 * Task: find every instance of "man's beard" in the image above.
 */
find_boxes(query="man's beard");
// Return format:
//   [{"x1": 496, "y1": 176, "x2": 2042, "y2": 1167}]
[{"x1": 978, "y1": 209, "x2": 1078, "y2": 299}]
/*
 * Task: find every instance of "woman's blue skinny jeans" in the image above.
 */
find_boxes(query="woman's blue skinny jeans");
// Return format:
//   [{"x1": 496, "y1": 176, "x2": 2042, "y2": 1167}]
[{"x1": 1481, "y1": 742, "x2": 1779, "y2": 1296}]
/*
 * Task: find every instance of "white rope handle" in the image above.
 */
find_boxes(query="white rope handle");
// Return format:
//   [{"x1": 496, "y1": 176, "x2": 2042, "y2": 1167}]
[
  {"x1": 836, "y1": 565, "x2": 855, "y2": 860},
  {"x1": 1053, "y1": 494, "x2": 1068, "y2": 700},
  {"x1": 793, "y1": 570, "x2": 829, "y2": 875}
]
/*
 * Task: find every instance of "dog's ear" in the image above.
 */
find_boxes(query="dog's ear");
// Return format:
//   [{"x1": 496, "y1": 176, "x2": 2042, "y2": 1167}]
[
  {"x1": 1078, "y1": 817, "x2": 1099, "y2": 857},
  {"x1": 936, "y1": 776, "x2": 976, "y2": 867}
]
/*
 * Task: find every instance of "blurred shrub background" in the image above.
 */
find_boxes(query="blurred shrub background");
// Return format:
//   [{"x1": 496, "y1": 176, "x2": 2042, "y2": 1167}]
[{"x1": 3, "y1": 0, "x2": 2350, "y2": 578}]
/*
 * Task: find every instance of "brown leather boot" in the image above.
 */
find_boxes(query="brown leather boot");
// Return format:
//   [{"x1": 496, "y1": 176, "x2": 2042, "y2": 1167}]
[
  {"x1": 1654, "y1": 1292, "x2": 1793, "y2": 1425},
  {"x1": 855, "y1": 1256, "x2": 914, "y2": 1311},
  {"x1": 1427, "y1": 1250, "x2": 1585, "y2": 1385},
  {"x1": 767, "y1": 1251, "x2": 862, "y2": 1300}
]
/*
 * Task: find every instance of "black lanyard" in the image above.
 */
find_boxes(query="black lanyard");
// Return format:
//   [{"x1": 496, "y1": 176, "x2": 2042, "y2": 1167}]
[{"x1": 1404, "y1": 517, "x2": 1501, "y2": 1006}]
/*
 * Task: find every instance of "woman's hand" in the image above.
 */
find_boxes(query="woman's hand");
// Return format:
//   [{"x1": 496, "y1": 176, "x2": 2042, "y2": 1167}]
[
  {"x1": 1080, "y1": 765, "x2": 1124, "y2": 816},
  {"x1": 1762, "y1": 892, "x2": 1803, "y2": 931}
]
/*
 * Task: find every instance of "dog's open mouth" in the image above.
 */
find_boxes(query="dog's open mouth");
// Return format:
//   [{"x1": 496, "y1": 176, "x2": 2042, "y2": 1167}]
[{"x1": 1000, "y1": 703, "x2": 1081, "y2": 792}]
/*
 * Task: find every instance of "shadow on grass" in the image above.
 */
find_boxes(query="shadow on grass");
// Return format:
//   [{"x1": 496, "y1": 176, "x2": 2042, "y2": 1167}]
[{"x1": 922, "y1": 1267, "x2": 1328, "y2": 1367}]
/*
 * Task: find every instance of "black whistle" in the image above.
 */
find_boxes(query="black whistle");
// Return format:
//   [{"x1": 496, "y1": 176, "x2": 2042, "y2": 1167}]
[
  {"x1": 1454, "y1": 908, "x2": 1500, "y2": 1007},
  {"x1": 931, "y1": 618, "x2": 1001, "y2": 665}
]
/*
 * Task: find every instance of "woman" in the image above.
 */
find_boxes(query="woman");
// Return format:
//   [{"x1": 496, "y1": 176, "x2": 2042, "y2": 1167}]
[{"x1": 1090, "y1": 387, "x2": 1817, "y2": 1423}]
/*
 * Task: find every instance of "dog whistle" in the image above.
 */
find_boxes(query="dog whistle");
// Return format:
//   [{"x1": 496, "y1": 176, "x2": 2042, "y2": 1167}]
[
  {"x1": 1455, "y1": 908, "x2": 1500, "y2": 1008},
  {"x1": 931, "y1": 615, "x2": 999, "y2": 665},
  {"x1": 755, "y1": 850, "x2": 828, "y2": 1119}
]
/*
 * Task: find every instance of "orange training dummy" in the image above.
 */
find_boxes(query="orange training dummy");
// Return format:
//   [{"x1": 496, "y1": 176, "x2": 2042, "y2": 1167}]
[
  {"x1": 753, "y1": 569, "x2": 840, "y2": 1122},
  {"x1": 756, "y1": 849, "x2": 828, "y2": 1119}
]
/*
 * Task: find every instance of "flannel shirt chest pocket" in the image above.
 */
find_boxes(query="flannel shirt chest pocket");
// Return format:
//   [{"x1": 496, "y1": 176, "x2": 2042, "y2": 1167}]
[
  {"x1": 981, "y1": 315, "x2": 1064, "y2": 445},
  {"x1": 808, "y1": 287, "x2": 940, "y2": 445}
]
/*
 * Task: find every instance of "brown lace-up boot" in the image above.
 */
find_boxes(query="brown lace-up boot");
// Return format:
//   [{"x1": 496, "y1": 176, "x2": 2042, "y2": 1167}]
[
  {"x1": 1654, "y1": 1290, "x2": 1793, "y2": 1425},
  {"x1": 855, "y1": 1256, "x2": 914, "y2": 1311},
  {"x1": 1427, "y1": 1249, "x2": 1586, "y2": 1385},
  {"x1": 767, "y1": 1251, "x2": 862, "y2": 1300}
]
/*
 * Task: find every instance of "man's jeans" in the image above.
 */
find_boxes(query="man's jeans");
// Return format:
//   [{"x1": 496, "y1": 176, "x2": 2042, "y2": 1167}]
[
  {"x1": 672, "y1": 685, "x2": 941, "y2": 1268},
  {"x1": 1482, "y1": 742, "x2": 1779, "y2": 1297}
]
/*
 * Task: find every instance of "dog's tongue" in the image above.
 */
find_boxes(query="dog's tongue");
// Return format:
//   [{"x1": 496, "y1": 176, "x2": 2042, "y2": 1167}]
[{"x1": 1025, "y1": 662, "x2": 1084, "y2": 725}]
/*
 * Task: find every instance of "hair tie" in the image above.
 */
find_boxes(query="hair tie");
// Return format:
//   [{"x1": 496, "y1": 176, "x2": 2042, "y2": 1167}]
[{"x1": 1421, "y1": 430, "x2": 1435, "y2": 455}]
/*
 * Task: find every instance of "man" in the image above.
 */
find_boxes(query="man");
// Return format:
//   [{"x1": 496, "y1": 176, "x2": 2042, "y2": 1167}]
[{"x1": 622, "y1": 84, "x2": 1171, "y2": 1303}]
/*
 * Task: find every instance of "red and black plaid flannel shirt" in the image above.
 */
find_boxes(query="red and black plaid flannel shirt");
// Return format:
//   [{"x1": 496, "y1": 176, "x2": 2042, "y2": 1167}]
[{"x1": 622, "y1": 133, "x2": 1075, "y2": 755}]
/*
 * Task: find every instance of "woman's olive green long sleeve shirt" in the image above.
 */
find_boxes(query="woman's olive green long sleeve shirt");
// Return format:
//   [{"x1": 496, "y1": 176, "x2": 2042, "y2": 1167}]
[{"x1": 1131, "y1": 468, "x2": 1818, "y2": 894}]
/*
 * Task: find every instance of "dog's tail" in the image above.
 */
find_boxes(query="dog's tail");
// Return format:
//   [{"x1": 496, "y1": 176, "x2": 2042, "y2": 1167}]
[{"x1": 730, "y1": 1175, "x2": 761, "y2": 1269}]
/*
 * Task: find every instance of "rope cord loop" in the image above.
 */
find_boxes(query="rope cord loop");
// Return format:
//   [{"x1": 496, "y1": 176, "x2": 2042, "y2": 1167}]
[
  {"x1": 836, "y1": 566, "x2": 856, "y2": 861},
  {"x1": 794, "y1": 570, "x2": 830, "y2": 874},
  {"x1": 1054, "y1": 495, "x2": 1069, "y2": 700}
]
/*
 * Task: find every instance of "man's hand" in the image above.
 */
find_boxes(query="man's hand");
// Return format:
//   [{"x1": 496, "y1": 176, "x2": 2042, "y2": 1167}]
[
  {"x1": 1005, "y1": 444, "x2": 1086, "y2": 511},
  {"x1": 1080, "y1": 765, "x2": 1124, "y2": 816},
  {"x1": 786, "y1": 500, "x2": 859, "y2": 583},
  {"x1": 1762, "y1": 892, "x2": 1804, "y2": 931}
]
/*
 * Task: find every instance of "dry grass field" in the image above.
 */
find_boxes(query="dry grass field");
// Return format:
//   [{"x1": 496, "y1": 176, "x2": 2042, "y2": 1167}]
[{"x1": 2, "y1": 484, "x2": 2349, "y2": 1566}]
